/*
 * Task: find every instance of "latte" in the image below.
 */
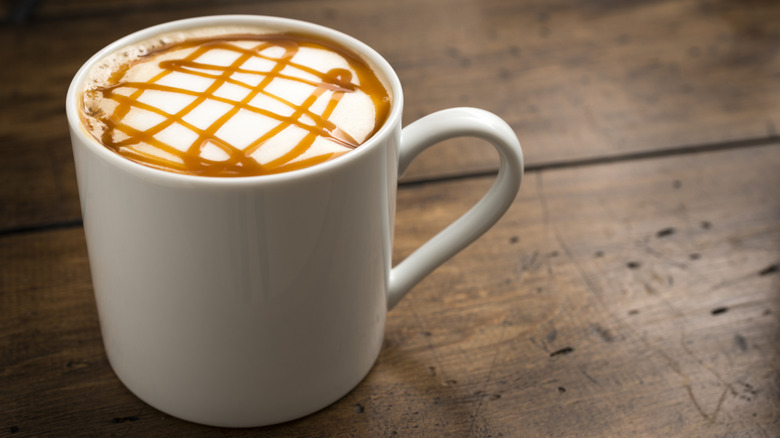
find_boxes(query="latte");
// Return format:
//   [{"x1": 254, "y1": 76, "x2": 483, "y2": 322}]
[{"x1": 80, "y1": 27, "x2": 391, "y2": 177}]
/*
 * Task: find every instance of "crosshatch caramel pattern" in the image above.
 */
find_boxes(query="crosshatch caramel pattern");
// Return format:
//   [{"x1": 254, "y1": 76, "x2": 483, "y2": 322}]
[{"x1": 81, "y1": 34, "x2": 391, "y2": 177}]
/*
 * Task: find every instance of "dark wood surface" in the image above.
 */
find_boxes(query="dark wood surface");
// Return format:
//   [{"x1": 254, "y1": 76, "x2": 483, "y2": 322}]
[{"x1": 2, "y1": 0, "x2": 779, "y2": 436}]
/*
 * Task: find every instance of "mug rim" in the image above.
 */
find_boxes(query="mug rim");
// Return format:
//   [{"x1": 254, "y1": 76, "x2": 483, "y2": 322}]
[{"x1": 65, "y1": 14, "x2": 404, "y2": 187}]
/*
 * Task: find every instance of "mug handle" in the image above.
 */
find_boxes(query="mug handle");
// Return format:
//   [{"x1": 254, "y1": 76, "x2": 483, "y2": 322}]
[{"x1": 387, "y1": 107, "x2": 524, "y2": 310}]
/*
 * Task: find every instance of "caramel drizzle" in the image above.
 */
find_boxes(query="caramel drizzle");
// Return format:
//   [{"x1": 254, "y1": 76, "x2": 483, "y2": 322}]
[{"x1": 84, "y1": 34, "x2": 391, "y2": 177}]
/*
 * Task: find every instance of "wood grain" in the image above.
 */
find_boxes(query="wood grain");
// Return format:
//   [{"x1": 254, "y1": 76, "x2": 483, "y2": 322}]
[
  {"x1": 2, "y1": 0, "x2": 780, "y2": 230},
  {"x1": 2, "y1": 143, "x2": 778, "y2": 437}
]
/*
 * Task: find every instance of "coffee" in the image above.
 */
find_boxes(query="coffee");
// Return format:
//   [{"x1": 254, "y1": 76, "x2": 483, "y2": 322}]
[{"x1": 79, "y1": 27, "x2": 391, "y2": 177}]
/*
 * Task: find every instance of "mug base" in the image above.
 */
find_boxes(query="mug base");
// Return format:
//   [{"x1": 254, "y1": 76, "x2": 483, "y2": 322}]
[{"x1": 105, "y1": 345, "x2": 383, "y2": 428}]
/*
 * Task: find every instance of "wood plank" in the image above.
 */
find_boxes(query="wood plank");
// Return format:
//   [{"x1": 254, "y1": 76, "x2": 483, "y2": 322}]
[
  {"x1": 2, "y1": 143, "x2": 778, "y2": 436},
  {"x1": 3, "y1": 0, "x2": 780, "y2": 227}
]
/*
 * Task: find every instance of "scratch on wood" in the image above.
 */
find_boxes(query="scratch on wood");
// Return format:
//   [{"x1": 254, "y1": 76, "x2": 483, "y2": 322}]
[
  {"x1": 521, "y1": 251, "x2": 540, "y2": 272},
  {"x1": 409, "y1": 307, "x2": 451, "y2": 385},
  {"x1": 534, "y1": 172, "x2": 619, "y2": 332},
  {"x1": 684, "y1": 384, "x2": 708, "y2": 421},
  {"x1": 677, "y1": 328, "x2": 739, "y2": 404},
  {"x1": 636, "y1": 241, "x2": 688, "y2": 269},
  {"x1": 578, "y1": 366, "x2": 599, "y2": 385},
  {"x1": 685, "y1": 385, "x2": 729, "y2": 425},
  {"x1": 706, "y1": 271, "x2": 759, "y2": 298},
  {"x1": 467, "y1": 318, "x2": 510, "y2": 437},
  {"x1": 528, "y1": 336, "x2": 547, "y2": 354}
]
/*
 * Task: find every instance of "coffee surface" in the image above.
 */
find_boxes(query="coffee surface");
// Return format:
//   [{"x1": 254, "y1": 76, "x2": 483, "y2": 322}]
[{"x1": 80, "y1": 30, "x2": 391, "y2": 177}]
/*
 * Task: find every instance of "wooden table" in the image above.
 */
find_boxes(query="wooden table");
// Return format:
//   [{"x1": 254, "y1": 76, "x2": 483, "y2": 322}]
[{"x1": 2, "y1": 0, "x2": 779, "y2": 436}]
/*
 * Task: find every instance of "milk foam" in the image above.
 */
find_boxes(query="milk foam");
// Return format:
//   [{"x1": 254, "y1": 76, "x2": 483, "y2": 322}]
[{"x1": 80, "y1": 27, "x2": 390, "y2": 176}]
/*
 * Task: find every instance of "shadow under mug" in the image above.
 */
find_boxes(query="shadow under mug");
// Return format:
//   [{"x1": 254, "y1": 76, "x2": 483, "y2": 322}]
[{"x1": 65, "y1": 15, "x2": 524, "y2": 428}]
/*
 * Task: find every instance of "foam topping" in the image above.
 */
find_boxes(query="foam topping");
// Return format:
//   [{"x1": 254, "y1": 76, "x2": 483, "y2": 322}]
[{"x1": 80, "y1": 29, "x2": 391, "y2": 177}]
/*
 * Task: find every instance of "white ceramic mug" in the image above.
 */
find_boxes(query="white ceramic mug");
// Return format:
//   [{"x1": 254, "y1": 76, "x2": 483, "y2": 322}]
[{"x1": 66, "y1": 15, "x2": 523, "y2": 427}]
